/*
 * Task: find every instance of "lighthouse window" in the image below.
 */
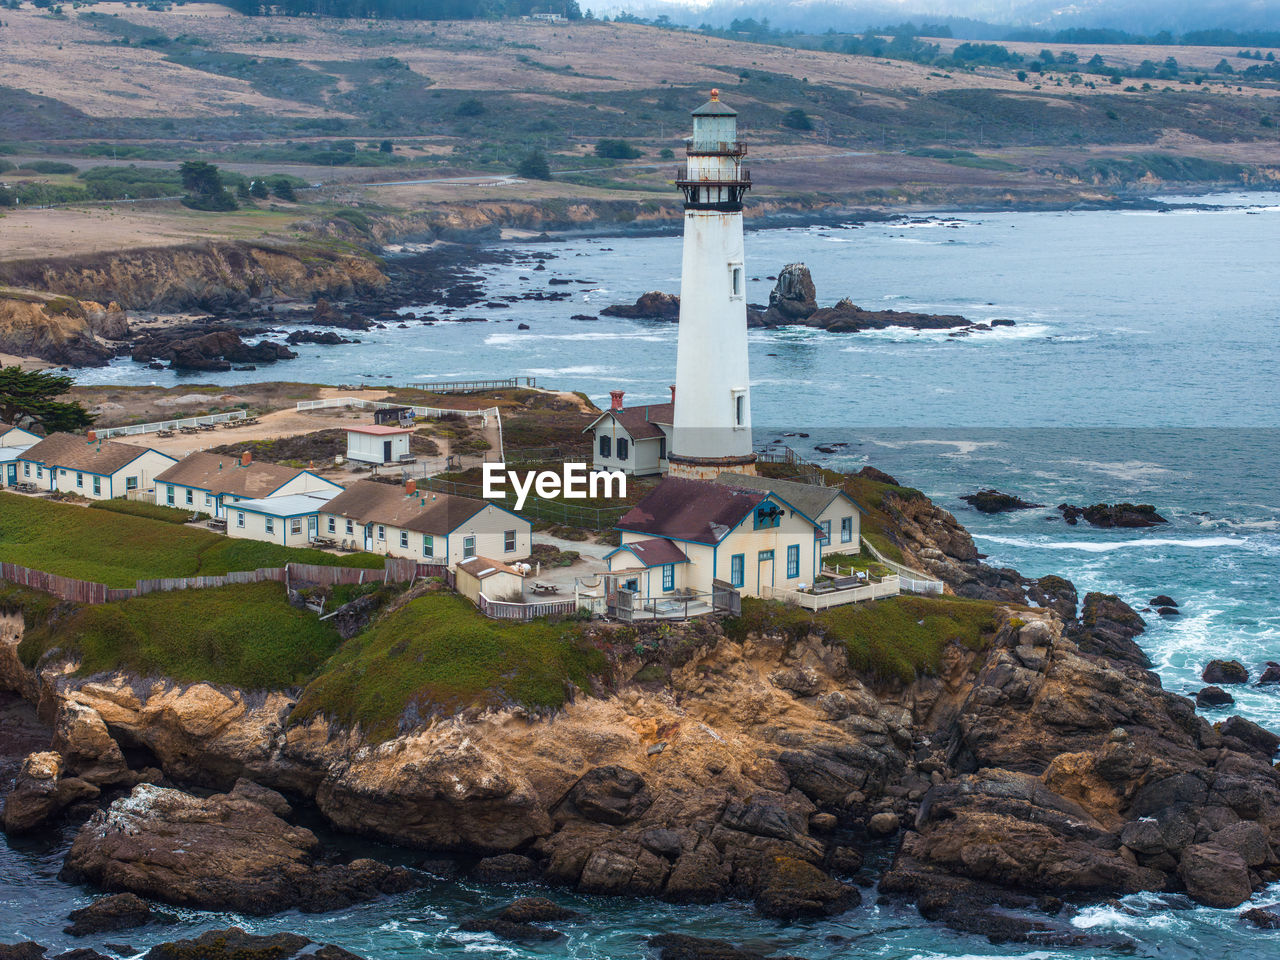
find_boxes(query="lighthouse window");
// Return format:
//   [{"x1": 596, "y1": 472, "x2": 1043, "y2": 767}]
[
  {"x1": 735, "y1": 394, "x2": 745, "y2": 426},
  {"x1": 731, "y1": 266, "x2": 742, "y2": 297}
]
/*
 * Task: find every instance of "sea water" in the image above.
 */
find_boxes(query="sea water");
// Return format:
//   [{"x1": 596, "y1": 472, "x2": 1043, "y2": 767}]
[{"x1": 25, "y1": 193, "x2": 1280, "y2": 957}]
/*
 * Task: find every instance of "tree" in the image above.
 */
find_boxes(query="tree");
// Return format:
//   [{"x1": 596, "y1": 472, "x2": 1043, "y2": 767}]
[
  {"x1": 179, "y1": 160, "x2": 237, "y2": 212},
  {"x1": 272, "y1": 180, "x2": 297, "y2": 202},
  {"x1": 379, "y1": 139, "x2": 393, "y2": 153},
  {"x1": 516, "y1": 150, "x2": 551, "y2": 180},
  {"x1": 454, "y1": 97, "x2": 486, "y2": 117},
  {"x1": 249, "y1": 179, "x2": 269, "y2": 199},
  {"x1": 782, "y1": 108, "x2": 813, "y2": 131},
  {"x1": 594, "y1": 139, "x2": 642, "y2": 159},
  {"x1": 0, "y1": 366, "x2": 93, "y2": 433}
]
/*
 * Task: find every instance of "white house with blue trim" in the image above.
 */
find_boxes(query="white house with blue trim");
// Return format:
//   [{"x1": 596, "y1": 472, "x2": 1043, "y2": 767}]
[
  {"x1": 155, "y1": 451, "x2": 343, "y2": 518},
  {"x1": 714, "y1": 473, "x2": 863, "y2": 558},
  {"x1": 612, "y1": 476, "x2": 823, "y2": 600},
  {"x1": 17, "y1": 433, "x2": 176, "y2": 500},
  {"x1": 0, "y1": 422, "x2": 40, "y2": 449},
  {"x1": 226, "y1": 493, "x2": 335, "y2": 547}
]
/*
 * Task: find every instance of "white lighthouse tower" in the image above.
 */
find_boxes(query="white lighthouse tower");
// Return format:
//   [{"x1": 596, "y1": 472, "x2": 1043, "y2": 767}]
[{"x1": 668, "y1": 89, "x2": 756, "y2": 480}]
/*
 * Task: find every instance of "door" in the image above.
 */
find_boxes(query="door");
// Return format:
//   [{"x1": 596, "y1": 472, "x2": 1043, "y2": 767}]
[
  {"x1": 364, "y1": 523, "x2": 374, "y2": 552},
  {"x1": 307, "y1": 516, "x2": 318, "y2": 541},
  {"x1": 383, "y1": 440, "x2": 392, "y2": 463},
  {"x1": 5, "y1": 464, "x2": 14, "y2": 486},
  {"x1": 757, "y1": 549, "x2": 774, "y2": 594}
]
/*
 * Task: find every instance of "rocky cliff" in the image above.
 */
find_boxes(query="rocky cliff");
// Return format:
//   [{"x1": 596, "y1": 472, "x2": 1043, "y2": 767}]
[
  {"x1": 0, "y1": 294, "x2": 126, "y2": 367},
  {"x1": 1, "y1": 494, "x2": 1277, "y2": 943}
]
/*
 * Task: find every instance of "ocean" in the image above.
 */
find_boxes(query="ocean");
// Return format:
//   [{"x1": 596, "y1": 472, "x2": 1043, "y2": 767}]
[{"x1": 13, "y1": 191, "x2": 1279, "y2": 957}]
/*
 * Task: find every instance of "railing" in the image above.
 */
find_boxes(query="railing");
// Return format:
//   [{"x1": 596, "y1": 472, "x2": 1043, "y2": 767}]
[
  {"x1": 296, "y1": 398, "x2": 497, "y2": 423},
  {"x1": 761, "y1": 575, "x2": 901, "y2": 611},
  {"x1": 755, "y1": 443, "x2": 825, "y2": 484},
  {"x1": 405, "y1": 378, "x2": 536, "y2": 393},
  {"x1": 125, "y1": 488, "x2": 156, "y2": 504},
  {"x1": 687, "y1": 141, "x2": 747, "y2": 156},
  {"x1": 477, "y1": 592, "x2": 579, "y2": 621},
  {"x1": 96, "y1": 410, "x2": 247, "y2": 439},
  {"x1": 860, "y1": 537, "x2": 945, "y2": 596}
]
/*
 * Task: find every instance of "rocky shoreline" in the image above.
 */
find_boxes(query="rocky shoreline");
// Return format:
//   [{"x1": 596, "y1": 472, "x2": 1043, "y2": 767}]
[{"x1": 1, "y1": 483, "x2": 1278, "y2": 951}]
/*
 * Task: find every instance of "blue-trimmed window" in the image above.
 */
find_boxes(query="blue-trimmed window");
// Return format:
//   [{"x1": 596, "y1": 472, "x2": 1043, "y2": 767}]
[
  {"x1": 166, "y1": 485, "x2": 175, "y2": 505},
  {"x1": 841, "y1": 516, "x2": 853, "y2": 542},
  {"x1": 786, "y1": 544, "x2": 799, "y2": 579},
  {"x1": 599, "y1": 434, "x2": 611, "y2": 458},
  {"x1": 93, "y1": 476, "x2": 101, "y2": 497},
  {"x1": 400, "y1": 531, "x2": 409, "y2": 549},
  {"x1": 819, "y1": 519, "x2": 831, "y2": 545},
  {"x1": 729, "y1": 553, "x2": 744, "y2": 588},
  {"x1": 423, "y1": 534, "x2": 434, "y2": 557},
  {"x1": 754, "y1": 502, "x2": 783, "y2": 530},
  {"x1": 265, "y1": 517, "x2": 275, "y2": 535},
  {"x1": 662, "y1": 563, "x2": 675, "y2": 591}
]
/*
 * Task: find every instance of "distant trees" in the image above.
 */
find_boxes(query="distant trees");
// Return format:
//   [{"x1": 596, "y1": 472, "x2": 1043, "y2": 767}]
[
  {"x1": 218, "y1": 1, "x2": 581, "y2": 21},
  {"x1": 272, "y1": 180, "x2": 298, "y2": 202},
  {"x1": 0, "y1": 367, "x2": 93, "y2": 434},
  {"x1": 379, "y1": 139, "x2": 394, "y2": 153},
  {"x1": 516, "y1": 150, "x2": 551, "y2": 180},
  {"x1": 249, "y1": 179, "x2": 270, "y2": 199},
  {"x1": 781, "y1": 108, "x2": 812, "y2": 131},
  {"x1": 454, "y1": 97, "x2": 486, "y2": 118},
  {"x1": 179, "y1": 160, "x2": 238, "y2": 212},
  {"x1": 594, "y1": 139, "x2": 641, "y2": 159}
]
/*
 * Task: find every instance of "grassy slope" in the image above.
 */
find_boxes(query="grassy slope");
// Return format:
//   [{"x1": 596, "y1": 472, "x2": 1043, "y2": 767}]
[
  {"x1": 728, "y1": 594, "x2": 1001, "y2": 683},
  {"x1": 293, "y1": 591, "x2": 606, "y2": 740},
  {"x1": 0, "y1": 493, "x2": 383, "y2": 588},
  {"x1": 15, "y1": 581, "x2": 340, "y2": 689}
]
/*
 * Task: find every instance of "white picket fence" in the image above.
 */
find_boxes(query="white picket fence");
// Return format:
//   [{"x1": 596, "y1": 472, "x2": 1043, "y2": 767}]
[
  {"x1": 96, "y1": 410, "x2": 248, "y2": 439},
  {"x1": 296, "y1": 397, "x2": 498, "y2": 425},
  {"x1": 761, "y1": 575, "x2": 902, "y2": 611}
]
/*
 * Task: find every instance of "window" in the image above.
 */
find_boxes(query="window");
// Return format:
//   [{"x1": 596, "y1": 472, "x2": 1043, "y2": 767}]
[
  {"x1": 166, "y1": 486, "x2": 175, "y2": 506},
  {"x1": 35, "y1": 466, "x2": 42, "y2": 479},
  {"x1": 125, "y1": 477, "x2": 138, "y2": 491},
  {"x1": 659, "y1": 437, "x2": 667, "y2": 460},
  {"x1": 841, "y1": 516, "x2": 853, "y2": 543},
  {"x1": 237, "y1": 512, "x2": 245, "y2": 528},
  {"x1": 758, "y1": 549, "x2": 774, "y2": 562},
  {"x1": 423, "y1": 535, "x2": 434, "y2": 557},
  {"x1": 23, "y1": 463, "x2": 30, "y2": 477},
  {"x1": 377, "y1": 525, "x2": 386, "y2": 540},
  {"x1": 205, "y1": 493, "x2": 213, "y2": 506},
  {"x1": 662, "y1": 563, "x2": 675, "y2": 591},
  {"x1": 265, "y1": 517, "x2": 275, "y2": 535},
  {"x1": 599, "y1": 434, "x2": 612, "y2": 458},
  {"x1": 819, "y1": 520, "x2": 831, "y2": 546},
  {"x1": 346, "y1": 519, "x2": 354, "y2": 534},
  {"x1": 617, "y1": 437, "x2": 629, "y2": 460},
  {"x1": 92, "y1": 476, "x2": 101, "y2": 496},
  {"x1": 735, "y1": 394, "x2": 745, "y2": 426},
  {"x1": 786, "y1": 544, "x2": 800, "y2": 579},
  {"x1": 328, "y1": 517, "x2": 336, "y2": 533},
  {"x1": 76, "y1": 472, "x2": 83, "y2": 488},
  {"x1": 185, "y1": 489, "x2": 193, "y2": 505},
  {"x1": 400, "y1": 531, "x2": 409, "y2": 549},
  {"x1": 463, "y1": 535, "x2": 477, "y2": 558},
  {"x1": 291, "y1": 518, "x2": 303, "y2": 536},
  {"x1": 729, "y1": 263, "x2": 743, "y2": 299},
  {"x1": 729, "y1": 553, "x2": 745, "y2": 588},
  {"x1": 504, "y1": 529, "x2": 516, "y2": 552},
  {"x1": 754, "y1": 503, "x2": 782, "y2": 530}
]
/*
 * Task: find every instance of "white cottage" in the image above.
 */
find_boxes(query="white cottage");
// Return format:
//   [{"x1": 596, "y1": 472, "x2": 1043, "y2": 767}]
[
  {"x1": 155, "y1": 451, "x2": 343, "y2": 517},
  {"x1": 584, "y1": 390, "x2": 673, "y2": 477},
  {"x1": 318, "y1": 479, "x2": 530, "y2": 565},
  {"x1": 226, "y1": 493, "x2": 334, "y2": 547},
  {"x1": 714, "y1": 473, "x2": 863, "y2": 557},
  {"x1": 0, "y1": 422, "x2": 40, "y2": 448},
  {"x1": 345, "y1": 425, "x2": 412, "y2": 465},
  {"x1": 17, "y1": 433, "x2": 176, "y2": 500},
  {"x1": 612, "y1": 476, "x2": 823, "y2": 600}
]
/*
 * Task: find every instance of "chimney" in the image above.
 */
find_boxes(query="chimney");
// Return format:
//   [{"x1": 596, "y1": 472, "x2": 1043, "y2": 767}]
[
  {"x1": 240, "y1": 451, "x2": 252, "y2": 468},
  {"x1": 669, "y1": 384, "x2": 676, "y2": 404},
  {"x1": 86, "y1": 430, "x2": 96, "y2": 443},
  {"x1": 610, "y1": 390, "x2": 625, "y2": 411},
  {"x1": 406, "y1": 479, "x2": 417, "y2": 497}
]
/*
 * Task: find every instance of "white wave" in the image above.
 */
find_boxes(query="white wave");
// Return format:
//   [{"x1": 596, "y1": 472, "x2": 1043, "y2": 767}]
[
  {"x1": 483, "y1": 331, "x2": 669, "y2": 346},
  {"x1": 522, "y1": 365, "x2": 607, "y2": 376},
  {"x1": 1054, "y1": 458, "x2": 1174, "y2": 482},
  {"x1": 974, "y1": 534, "x2": 1249, "y2": 553},
  {"x1": 867, "y1": 438, "x2": 1002, "y2": 456}
]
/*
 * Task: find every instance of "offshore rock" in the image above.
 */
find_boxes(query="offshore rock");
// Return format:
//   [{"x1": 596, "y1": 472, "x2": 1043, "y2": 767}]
[
  {"x1": 142, "y1": 928, "x2": 366, "y2": 960},
  {"x1": 961, "y1": 490, "x2": 1044, "y2": 514},
  {"x1": 2, "y1": 751, "x2": 98, "y2": 835},
  {"x1": 1058, "y1": 503, "x2": 1168, "y2": 527},
  {"x1": 1203, "y1": 660, "x2": 1250, "y2": 685},
  {"x1": 763, "y1": 263, "x2": 817, "y2": 322},
  {"x1": 1196, "y1": 686, "x2": 1235, "y2": 708},
  {"x1": 600, "y1": 291, "x2": 680, "y2": 320},
  {"x1": 64, "y1": 894, "x2": 157, "y2": 937},
  {"x1": 61, "y1": 784, "x2": 415, "y2": 914}
]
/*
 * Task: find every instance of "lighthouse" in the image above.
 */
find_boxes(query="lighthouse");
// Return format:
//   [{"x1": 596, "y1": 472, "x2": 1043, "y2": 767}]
[{"x1": 667, "y1": 89, "x2": 757, "y2": 480}]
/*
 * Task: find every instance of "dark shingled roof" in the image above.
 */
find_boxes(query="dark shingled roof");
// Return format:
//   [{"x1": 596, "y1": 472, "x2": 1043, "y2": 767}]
[
  {"x1": 586, "y1": 402, "x2": 673, "y2": 441},
  {"x1": 156, "y1": 452, "x2": 315, "y2": 499},
  {"x1": 617, "y1": 477, "x2": 766, "y2": 545},
  {"x1": 19, "y1": 432, "x2": 173, "y2": 475},
  {"x1": 609, "y1": 537, "x2": 689, "y2": 567},
  {"x1": 320, "y1": 479, "x2": 489, "y2": 535},
  {"x1": 713, "y1": 473, "x2": 858, "y2": 522}
]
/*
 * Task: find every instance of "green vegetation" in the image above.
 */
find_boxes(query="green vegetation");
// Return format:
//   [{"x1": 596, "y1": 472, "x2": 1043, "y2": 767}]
[
  {"x1": 294, "y1": 591, "x2": 606, "y2": 740},
  {"x1": 16, "y1": 582, "x2": 340, "y2": 690},
  {"x1": 726, "y1": 595, "x2": 1000, "y2": 683},
  {"x1": 0, "y1": 494, "x2": 382, "y2": 588},
  {"x1": 517, "y1": 150, "x2": 553, "y2": 180},
  {"x1": 594, "y1": 138, "x2": 642, "y2": 160},
  {"x1": 180, "y1": 160, "x2": 238, "y2": 212},
  {"x1": 89, "y1": 499, "x2": 206, "y2": 524},
  {"x1": 820, "y1": 552, "x2": 892, "y2": 578},
  {"x1": 0, "y1": 366, "x2": 93, "y2": 433}
]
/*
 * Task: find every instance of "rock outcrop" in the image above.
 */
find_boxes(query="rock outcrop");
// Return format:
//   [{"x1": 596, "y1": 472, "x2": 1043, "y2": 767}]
[
  {"x1": 763, "y1": 263, "x2": 817, "y2": 322},
  {"x1": 600, "y1": 291, "x2": 680, "y2": 320},
  {"x1": 0, "y1": 295, "x2": 121, "y2": 367},
  {"x1": 961, "y1": 489, "x2": 1045, "y2": 513},
  {"x1": 1059, "y1": 503, "x2": 1168, "y2": 527},
  {"x1": 131, "y1": 329, "x2": 296, "y2": 371},
  {"x1": 61, "y1": 782, "x2": 416, "y2": 914}
]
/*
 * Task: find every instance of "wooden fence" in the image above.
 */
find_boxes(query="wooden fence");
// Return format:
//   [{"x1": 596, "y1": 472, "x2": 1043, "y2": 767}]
[{"x1": 478, "y1": 592, "x2": 579, "y2": 621}]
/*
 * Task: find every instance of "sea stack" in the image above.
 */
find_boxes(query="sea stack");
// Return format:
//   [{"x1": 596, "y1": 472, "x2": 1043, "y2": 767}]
[{"x1": 668, "y1": 90, "x2": 757, "y2": 479}]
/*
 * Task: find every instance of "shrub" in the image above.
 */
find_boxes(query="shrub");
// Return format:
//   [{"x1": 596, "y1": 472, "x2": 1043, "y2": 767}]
[
  {"x1": 781, "y1": 108, "x2": 813, "y2": 130},
  {"x1": 594, "y1": 138, "x2": 642, "y2": 159}
]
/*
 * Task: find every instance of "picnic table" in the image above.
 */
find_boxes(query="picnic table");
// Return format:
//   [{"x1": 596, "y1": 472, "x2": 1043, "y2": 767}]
[
  {"x1": 530, "y1": 581, "x2": 560, "y2": 595},
  {"x1": 157, "y1": 430, "x2": 175, "y2": 438}
]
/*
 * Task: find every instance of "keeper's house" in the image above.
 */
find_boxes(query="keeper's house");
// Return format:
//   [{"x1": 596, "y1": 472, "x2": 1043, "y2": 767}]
[
  {"x1": 319, "y1": 479, "x2": 530, "y2": 564},
  {"x1": 346, "y1": 424, "x2": 412, "y2": 465},
  {"x1": 584, "y1": 390, "x2": 673, "y2": 477},
  {"x1": 17, "y1": 433, "x2": 176, "y2": 500},
  {"x1": 714, "y1": 473, "x2": 863, "y2": 558},
  {"x1": 155, "y1": 451, "x2": 343, "y2": 518},
  {"x1": 226, "y1": 493, "x2": 335, "y2": 547},
  {"x1": 610, "y1": 477, "x2": 823, "y2": 599}
]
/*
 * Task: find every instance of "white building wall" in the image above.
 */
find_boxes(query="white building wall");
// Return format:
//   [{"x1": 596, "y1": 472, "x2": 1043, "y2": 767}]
[
  {"x1": 817, "y1": 501, "x2": 861, "y2": 557},
  {"x1": 227, "y1": 508, "x2": 316, "y2": 547},
  {"x1": 318, "y1": 503, "x2": 530, "y2": 566},
  {"x1": 347, "y1": 431, "x2": 410, "y2": 464},
  {"x1": 31, "y1": 450, "x2": 174, "y2": 500},
  {"x1": 591, "y1": 419, "x2": 666, "y2": 477}
]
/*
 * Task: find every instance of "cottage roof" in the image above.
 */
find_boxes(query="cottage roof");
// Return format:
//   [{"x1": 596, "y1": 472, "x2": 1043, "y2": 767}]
[
  {"x1": 617, "y1": 477, "x2": 768, "y2": 545},
  {"x1": 713, "y1": 473, "x2": 862, "y2": 521},
  {"x1": 347, "y1": 424, "x2": 412, "y2": 436},
  {"x1": 156, "y1": 452, "x2": 319, "y2": 499},
  {"x1": 231, "y1": 493, "x2": 332, "y2": 518},
  {"x1": 607, "y1": 537, "x2": 689, "y2": 567},
  {"x1": 19, "y1": 433, "x2": 173, "y2": 475},
  {"x1": 584, "y1": 402, "x2": 673, "y2": 441},
  {"x1": 320, "y1": 479, "x2": 488, "y2": 535},
  {"x1": 457, "y1": 555, "x2": 525, "y2": 580}
]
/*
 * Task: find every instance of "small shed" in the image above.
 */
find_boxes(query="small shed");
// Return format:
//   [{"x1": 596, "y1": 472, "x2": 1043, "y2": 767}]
[
  {"x1": 374, "y1": 406, "x2": 412, "y2": 426},
  {"x1": 346, "y1": 424, "x2": 412, "y2": 464},
  {"x1": 456, "y1": 555, "x2": 527, "y2": 604}
]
